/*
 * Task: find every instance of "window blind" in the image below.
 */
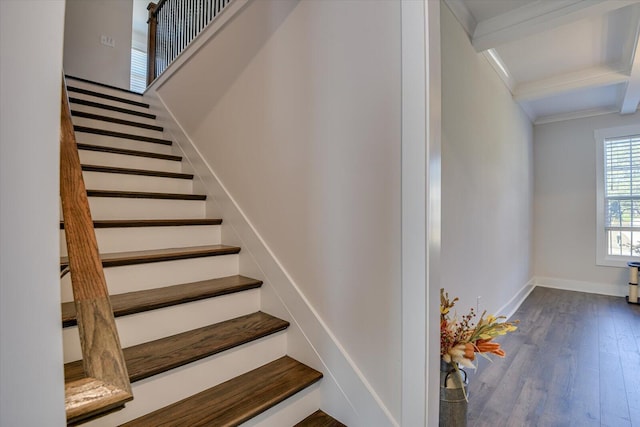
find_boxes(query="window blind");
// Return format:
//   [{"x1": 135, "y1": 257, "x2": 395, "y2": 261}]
[
  {"x1": 604, "y1": 134, "x2": 640, "y2": 256},
  {"x1": 130, "y1": 48, "x2": 147, "y2": 93}
]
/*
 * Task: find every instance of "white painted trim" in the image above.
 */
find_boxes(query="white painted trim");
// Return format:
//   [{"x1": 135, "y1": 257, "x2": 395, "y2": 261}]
[
  {"x1": 442, "y1": 0, "x2": 476, "y2": 37},
  {"x1": 533, "y1": 106, "x2": 620, "y2": 125},
  {"x1": 533, "y1": 276, "x2": 627, "y2": 297},
  {"x1": 513, "y1": 64, "x2": 629, "y2": 101},
  {"x1": 621, "y1": 7, "x2": 640, "y2": 114},
  {"x1": 425, "y1": 1, "x2": 442, "y2": 426},
  {"x1": 594, "y1": 123, "x2": 640, "y2": 267},
  {"x1": 401, "y1": 1, "x2": 428, "y2": 425},
  {"x1": 472, "y1": 0, "x2": 640, "y2": 52},
  {"x1": 482, "y1": 49, "x2": 515, "y2": 94},
  {"x1": 144, "y1": 91, "x2": 398, "y2": 426},
  {"x1": 496, "y1": 279, "x2": 536, "y2": 320}
]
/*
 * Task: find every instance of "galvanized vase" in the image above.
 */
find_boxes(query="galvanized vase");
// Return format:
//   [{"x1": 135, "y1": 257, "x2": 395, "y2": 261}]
[{"x1": 439, "y1": 359, "x2": 468, "y2": 427}]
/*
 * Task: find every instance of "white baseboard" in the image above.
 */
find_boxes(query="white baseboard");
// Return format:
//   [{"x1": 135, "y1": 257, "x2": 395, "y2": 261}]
[
  {"x1": 533, "y1": 276, "x2": 626, "y2": 297},
  {"x1": 496, "y1": 279, "x2": 535, "y2": 320},
  {"x1": 144, "y1": 91, "x2": 396, "y2": 426}
]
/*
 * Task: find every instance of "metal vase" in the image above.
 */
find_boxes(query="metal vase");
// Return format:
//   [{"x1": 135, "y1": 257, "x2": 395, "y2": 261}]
[{"x1": 439, "y1": 359, "x2": 468, "y2": 427}]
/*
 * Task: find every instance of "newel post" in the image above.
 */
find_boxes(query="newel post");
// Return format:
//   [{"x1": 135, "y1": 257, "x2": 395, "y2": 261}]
[{"x1": 146, "y1": 2, "x2": 157, "y2": 86}]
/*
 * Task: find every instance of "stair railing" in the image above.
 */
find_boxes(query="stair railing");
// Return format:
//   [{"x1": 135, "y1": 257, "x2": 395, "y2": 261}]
[
  {"x1": 146, "y1": 0, "x2": 233, "y2": 85},
  {"x1": 59, "y1": 76, "x2": 133, "y2": 425}
]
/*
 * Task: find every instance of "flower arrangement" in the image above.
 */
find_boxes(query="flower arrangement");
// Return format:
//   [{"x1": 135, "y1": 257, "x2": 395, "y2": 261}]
[{"x1": 440, "y1": 288, "x2": 518, "y2": 369}]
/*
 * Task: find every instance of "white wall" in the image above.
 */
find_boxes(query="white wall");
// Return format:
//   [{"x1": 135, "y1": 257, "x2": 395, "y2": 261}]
[
  {"x1": 64, "y1": 0, "x2": 133, "y2": 89},
  {"x1": 441, "y1": 4, "x2": 534, "y2": 315},
  {"x1": 533, "y1": 111, "x2": 640, "y2": 294},
  {"x1": 0, "y1": 1, "x2": 66, "y2": 425},
  {"x1": 153, "y1": 0, "x2": 402, "y2": 420}
]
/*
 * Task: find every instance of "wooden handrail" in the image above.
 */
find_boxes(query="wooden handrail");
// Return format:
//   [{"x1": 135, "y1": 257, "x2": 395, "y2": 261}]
[{"x1": 60, "y1": 76, "x2": 133, "y2": 425}]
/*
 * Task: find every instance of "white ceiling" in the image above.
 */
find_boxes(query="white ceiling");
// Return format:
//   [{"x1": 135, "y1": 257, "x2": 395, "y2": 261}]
[{"x1": 444, "y1": 0, "x2": 640, "y2": 124}]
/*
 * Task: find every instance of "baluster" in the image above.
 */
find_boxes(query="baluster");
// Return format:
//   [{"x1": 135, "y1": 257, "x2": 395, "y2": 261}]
[
  {"x1": 156, "y1": 5, "x2": 161, "y2": 77},
  {"x1": 166, "y1": 0, "x2": 171, "y2": 65},
  {"x1": 190, "y1": 0, "x2": 196, "y2": 39},
  {"x1": 147, "y1": 0, "x2": 233, "y2": 81},
  {"x1": 196, "y1": 0, "x2": 202, "y2": 34},
  {"x1": 160, "y1": 5, "x2": 166, "y2": 75},
  {"x1": 171, "y1": 0, "x2": 177, "y2": 62},
  {"x1": 180, "y1": 0, "x2": 184, "y2": 53},
  {"x1": 166, "y1": 1, "x2": 171, "y2": 68},
  {"x1": 201, "y1": 0, "x2": 206, "y2": 33},
  {"x1": 177, "y1": 0, "x2": 181, "y2": 57},
  {"x1": 185, "y1": 0, "x2": 190, "y2": 51}
]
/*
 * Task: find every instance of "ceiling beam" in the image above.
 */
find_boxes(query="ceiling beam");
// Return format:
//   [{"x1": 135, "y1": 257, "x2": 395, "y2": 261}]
[
  {"x1": 472, "y1": 0, "x2": 640, "y2": 52},
  {"x1": 620, "y1": 7, "x2": 640, "y2": 114},
  {"x1": 514, "y1": 64, "x2": 629, "y2": 101}
]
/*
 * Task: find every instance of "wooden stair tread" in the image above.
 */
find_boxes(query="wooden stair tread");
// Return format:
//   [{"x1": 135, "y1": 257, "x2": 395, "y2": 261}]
[
  {"x1": 61, "y1": 275, "x2": 262, "y2": 327},
  {"x1": 86, "y1": 189, "x2": 206, "y2": 200},
  {"x1": 66, "y1": 75, "x2": 143, "y2": 96},
  {"x1": 60, "y1": 244, "x2": 240, "y2": 269},
  {"x1": 295, "y1": 410, "x2": 347, "y2": 427},
  {"x1": 119, "y1": 356, "x2": 323, "y2": 427},
  {"x1": 60, "y1": 218, "x2": 222, "y2": 229},
  {"x1": 74, "y1": 126, "x2": 172, "y2": 145},
  {"x1": 72, "y1": 110, "x2": 164, "y2": 132},
  {"x1": 67, "y1": 86, "x2": 149, "y2": 108},
  {"x1": 77, "y1": 143, "x2": 182, "y2": 161},
  {"x1": 81, "y1": 164, "x2": 193, "y2": 179},
  {"x1": 69, "y1": 97, "x2": 156, "y2": 120},
  {"x1": 65, "y1": 312, "x2": 289, "y2": 384}
]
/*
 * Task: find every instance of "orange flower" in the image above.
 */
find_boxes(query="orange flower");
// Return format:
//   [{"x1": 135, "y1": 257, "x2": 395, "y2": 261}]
[
  {"x1": 475, "y1": 339, "x2": 506, "y2": 357},
  {"x1": 463, "y1": 342, "x2": 475, "y2": 360}
]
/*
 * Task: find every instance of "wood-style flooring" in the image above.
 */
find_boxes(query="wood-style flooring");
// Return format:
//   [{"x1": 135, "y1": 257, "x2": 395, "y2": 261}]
[{"x1": 467, "y1": 287, "x2": 640, "y2": 427}]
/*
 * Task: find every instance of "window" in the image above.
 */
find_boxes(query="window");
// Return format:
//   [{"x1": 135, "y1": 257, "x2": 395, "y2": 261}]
[
  {"x1": 130, "y1": 47, "x2": 147, "y2": 93},
  {"x1": 596, "y1": 124, "x2": 640, "y2": 267}
]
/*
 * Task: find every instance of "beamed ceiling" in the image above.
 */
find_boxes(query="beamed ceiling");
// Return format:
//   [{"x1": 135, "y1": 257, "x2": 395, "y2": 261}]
[{"x1": 444, "y1": 0, "x2": 640, "y2": 124}]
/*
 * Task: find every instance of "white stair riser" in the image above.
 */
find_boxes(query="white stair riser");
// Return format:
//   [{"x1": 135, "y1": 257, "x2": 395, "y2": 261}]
[
  {"x1": 60, "y1": 225, "x2": 220, "y2": 255},
  {"x1": 61, "y1": 254, "x2": 240, "y2": 300},
  {"x1": 242, "y1": 385, "x2": 321, "y2": 427},
  {"x1": 75, "y1": 132, "x2": 173, "y2": 155},
  {"x1": 88, "y1": 197, "x2": 205, "y2": 220},
  {"x1": 83, "y1": 171, "x2": 193, "y2": 194},
  {"x1": 69, "y1": 102, "x2": 157, "y2": 127},
  {"x1": 79, "y1": 150, "x2": 182, "y2": 173},
  {"x1": 72, "y1": 116, "x2": 165, "y2": 140},
  {"x1": 81, "y1": 333, "x2": 288, "y2": 427},
  {"x1": 66, "y1": 90, "x2": 150, "y2": 115},
  {"x1": 66, "y1": 78, "x2": 146, "y2": 103},
  {"x1": 62, "y1": 288, "x2": 260, "y2": 363}
]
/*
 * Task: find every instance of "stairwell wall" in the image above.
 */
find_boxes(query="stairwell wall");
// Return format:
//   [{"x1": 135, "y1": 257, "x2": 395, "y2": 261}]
[
  {"x1": 63, "y1": 0, "x2": 133, "y2": 90},
  {"x1": 441, "y1": 4, "x2": 535, "y2": 317},
  {"x1": 0, "y1": 1, "x2": 66, "y2": 425},
  {"x1": 148, "y1": 0, "x2": 402, "y2": 423}
]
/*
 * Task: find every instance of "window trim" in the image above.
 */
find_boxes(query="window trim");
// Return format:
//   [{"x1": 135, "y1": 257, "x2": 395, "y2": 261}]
[{"x1": 595, "y1": 124, "x2": 640, "y2": 267}]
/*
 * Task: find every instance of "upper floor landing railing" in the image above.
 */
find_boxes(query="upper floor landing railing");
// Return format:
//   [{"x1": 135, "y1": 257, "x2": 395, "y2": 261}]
[{"x1": 147, "y1": 0, "x2": 233, "y2": 85}]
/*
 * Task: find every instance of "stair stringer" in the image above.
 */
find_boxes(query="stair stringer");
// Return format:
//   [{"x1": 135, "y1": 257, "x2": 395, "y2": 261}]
[{"x1": 143, "y1": 90, "x2": 399, "y2": 427}]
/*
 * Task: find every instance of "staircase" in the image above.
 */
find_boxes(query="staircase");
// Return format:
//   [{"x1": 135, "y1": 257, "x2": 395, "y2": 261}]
[{"x1": 60, "y1": 77, "x2": 345, "y2": 427}]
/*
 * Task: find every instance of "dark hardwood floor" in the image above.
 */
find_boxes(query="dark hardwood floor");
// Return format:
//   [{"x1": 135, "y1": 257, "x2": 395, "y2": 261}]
[{"x1": 467, "y1": 287, "x2": 640, "y2": 427}]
